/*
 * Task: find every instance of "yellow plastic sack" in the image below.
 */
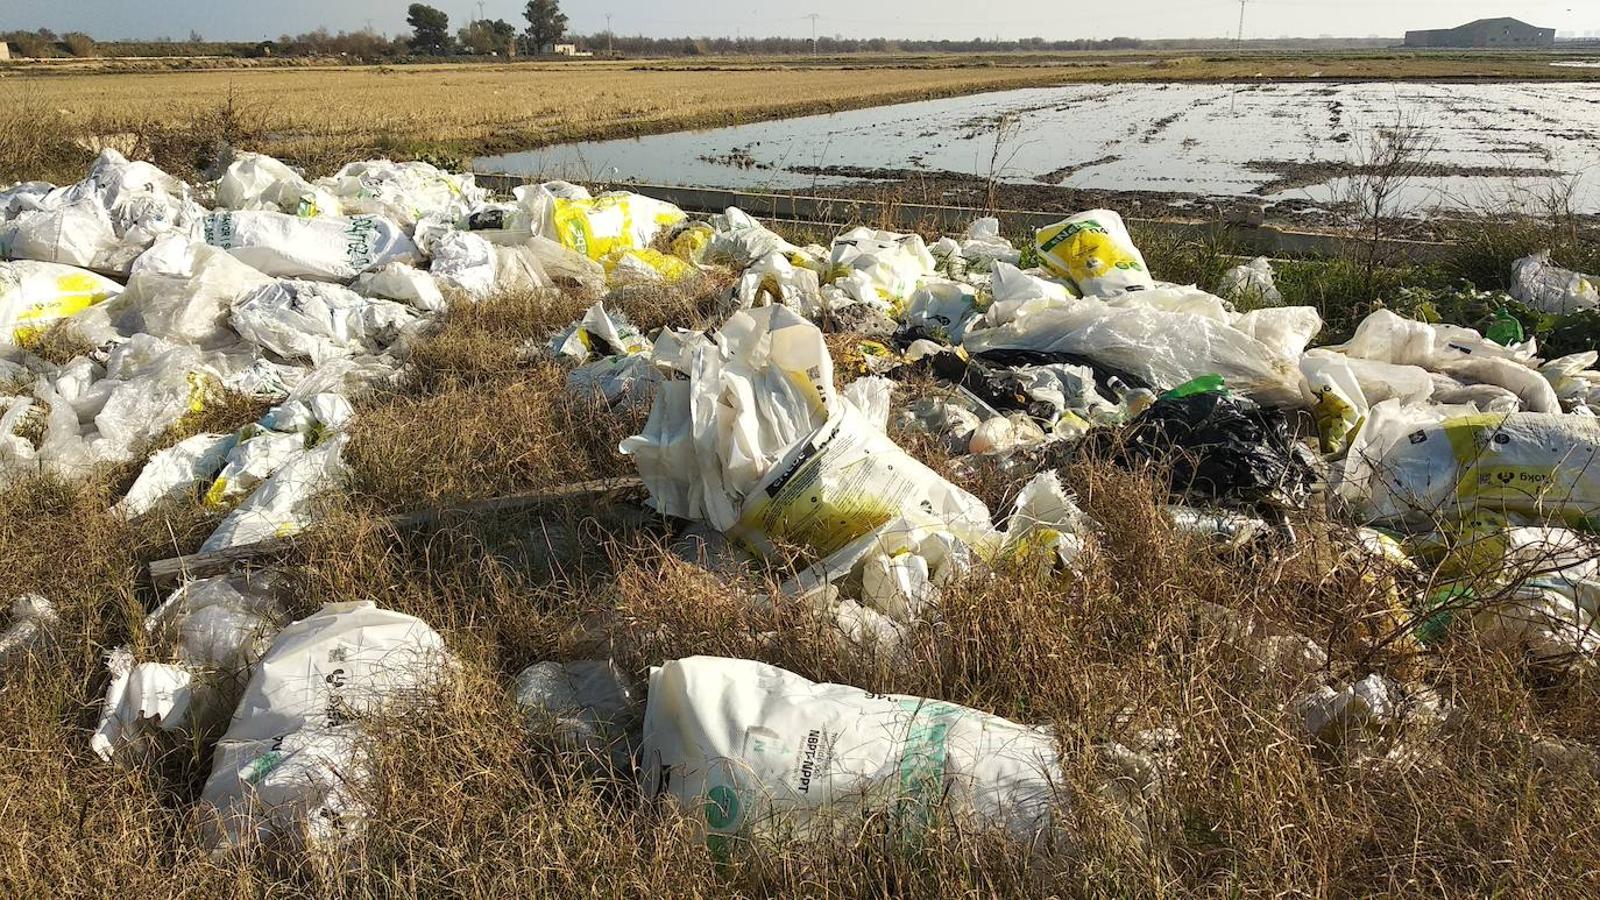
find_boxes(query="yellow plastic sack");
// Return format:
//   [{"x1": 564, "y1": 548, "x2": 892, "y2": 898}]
[
  {"x1": 0, "y1": 261, "x2": 123, "y2": 343},
  {"x1": 1345, "y1": 403, "x2": 1600, "y2": 527},
  {"x1": 602, "y1": 247, "x2": 694, "y2": 283},
  {"x1": 549, "y1": 193, "x2": 686, "y2": 261},
  {"x1": 670, "y1": 223, "x2": 713, "y2": 264},
  {"x1": 1034, "y1": 210, "x2": 1153, "y2": 298}
]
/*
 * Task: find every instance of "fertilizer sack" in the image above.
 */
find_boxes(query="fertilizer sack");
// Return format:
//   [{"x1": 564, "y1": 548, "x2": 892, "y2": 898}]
[
  {"x1": 203, "y1": 210, "x2": 417, "y2": 282},
  {"x1": 1034, "y1": 210, "x2": 1153, "y2": 298},
  {"x1": 1340, "y1": 400, "x2": 1600, "y2": 527},
  {"x1": 639, "y1": 656, "x2": 1064, "y2": 843}
]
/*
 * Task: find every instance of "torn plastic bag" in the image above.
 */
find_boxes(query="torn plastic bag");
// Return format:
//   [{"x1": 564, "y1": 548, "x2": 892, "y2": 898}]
[
  {"x1": 1510, "y1": 252, "x2": 1599, "y2": 315},
  {"x1": 568, "y1": 355, "x2": 662, "y2": 409},
  {"x1": 639, "y1": 656, "x2": 1064, "y2": 843},
  {"x1": 1088, "y1": 382, "x2": 1318, "y2": 509},
  {"x1": 1218, "y1": 257, "x2": 1284, "y2": 306},
  {"x1": 351, "y1": 262, "x2": 445, "y2": 313},
  {"x1": 778, "y1": 471, "x2": 1089, "y2": 639},
  {"x1": 822, "y1": 227, "x2": 936, "y2": 313},
  {"x1": 981, "y1": 262, "x2": 1077, "y2": 329},
  {"x1": 904, "y1": 280, "x2": 985, "y2": 345},
  {"x1": 922, "y1": 349, "x2": 1116, "y2": 426},
  {"x1": 200, "y1": 432, "x2": 350, "y2": 552},
  {"x1": 204, "y1": 429, "x2": 306, "y2": 507},
  {"x1": 525, "y1": 235, "x2": 606, "y2": 294},
  {"x1": 145, "y1": 572, "x2": 289, "y2": 673},
  {"x1": 91, "y1": 338, "x2": 224, "y2": 464},
  {"x1": 1, "y1": 150, "x2": 204, "y2": 272},
  {"x1": 115, "y1": 432, "x2": 237, "y2": 519},
  {"x1": 1035, "y1": 210, "x2": 1152, "y2": 298},
  {"x1": 514, "y1": 660, "x2": 638, "y2": 767},
  {"x1": 1337, "y1": 308, "x2": 1535, "y2": 370},
  {"x1": 732, "y1": 253, "x2": 823, "y2": 314},
  {"x1": 1299, "y1": 349, "x2": 1436, "y2": 454},
  {"x1": 964, "y1": 295, "x2": 1307, "y2": 408},
  {"x1": 203, "y1": 210, "x2": 418, "y2": 282},
  {"x1": 216, "y1": 152, "x2": 340, "y2": 217},
  {"x1": 0, "y1": 594, "x2": 58, "y2": 670},
  {"x1": 1439, "y1": 356, "x2": 1561, "y2": 414},
  {"x1": 90, "y1": 573, "x2": 291, "y2": 764},
  {"x1": 1231, "y1": 306, "x2": 1323, "y2": 361},
  {"x1": 621, "y1": 306, "x2": 991, "y2": 558},
  {"x1": 551, "y1": 302, "x2": 649, "y2": 361},
  {"x1": 113, "y1": 237, "x2": 274, "y2": 348},
  {"x1": 968, "y1": 413, "x2": 1049, "y2": 456},
  {"x1": 1339, "y1": 400, "x2": 1600, "y2": 527},
  {"x1": 231, "y1": 280, "x2": 418, "y2": 364},
  {"x1": 90, "y1": 649, "x2": 196, "y2": 763},
  {"x1": 200, "y1": 601, "x2": 449, "y2": 849},
  {"x1": 0, "y1": 199, "x2": 118, "y2": 269},
  {"x1": 705, "y1": 207, "x2": 803, "y2": 269},
  {"x1": 317, "y1": 159, "x2": 486, "y2": 227},
  {"x1": 0, "y1": 260, "x2": 124, "y2": 344},
  {"x1": 430, "y1": 230, "x2": 550, "y2": 300}
]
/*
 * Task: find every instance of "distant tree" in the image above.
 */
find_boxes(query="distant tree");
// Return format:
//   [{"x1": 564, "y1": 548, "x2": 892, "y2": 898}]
[
  {"x1": 407, "y1": 3, "x2": 452, "y2": 54},
  {"x1": 523, "y1": 0, "x2": 567, "y2": 53},
  {"x1": 189, "y1": 29, "x2": 205, "y2": 43},
  {"x1": 62, "y1": 32, "x2": 95, "y2": 57},
  {"x1": 460, "y1": 18, "x2": 517, "y2": 55}
]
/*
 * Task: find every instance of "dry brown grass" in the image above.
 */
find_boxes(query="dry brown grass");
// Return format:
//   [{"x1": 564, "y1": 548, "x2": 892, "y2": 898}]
[{"x1": 3, "y1": 281, "x2": 1599, "y2": 896}]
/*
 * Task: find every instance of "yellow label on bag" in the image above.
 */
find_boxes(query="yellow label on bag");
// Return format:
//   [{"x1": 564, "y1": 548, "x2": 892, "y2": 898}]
[{"x1": 1035, "y1": 218, "x2": 1145, "y2": 284}]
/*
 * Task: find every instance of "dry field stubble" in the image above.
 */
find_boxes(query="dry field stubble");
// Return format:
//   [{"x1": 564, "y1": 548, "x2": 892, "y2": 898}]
[{"x1": 1, "y1": 261, "x2": 1598, "y2": 896}]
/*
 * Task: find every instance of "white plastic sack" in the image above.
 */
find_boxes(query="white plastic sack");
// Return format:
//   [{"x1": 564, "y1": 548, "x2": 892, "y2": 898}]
[
  {"x1": 200, "y1": 601, "x2": 449, "y2": 848},
  {"x1": 216, "y1": 153, "x2": 340, "y2": 217},
  {"x1": 551, "y1": 302, "x2": 649, "y2": 362},
  {"x1": 1219, "y1": 257, "x2": 1284, "y2": 306},
  {"x1": 144, "y1": 572, "x2": 289, "y2": 673},
  {"x1": 115, "y1": 432, "x2": 237, "y2": 519},
  {"x1": 231, "y1": 281, "x2": 418, "y2": 363},
  {"x1": 621, "y1": 306, "x2": 992, "y2": 557},
  {"x1": 1510, "y1": 252, "x2": 1598, "y2": 315},
  {"x1": 1339, "y1": 400, "x2": 1600, "y2": 525},
  {"x1": 1338, "y1": 309, "x2": 1534, "y2": 370},
  {"x1": 318, "y1": 159, "x2": 486, "y2": 227},
  {"x1": 200, "y1": 433, "x2": 350, "y2": 552},
  {"x1": 351, "y1": 262, "x2": 446, "y2": 313},
  {"x1": 964, "y1": 295, "x2": 1307, "y2": 407},
  {"x1": 203, "y1": 210, "x2": 418, "y2": 282},
  {"x1": 639, "y1": 656, "x2": 1064, "y2": 842},
  {"x1": 115, "y1": 237, "x2": 274, "y2": 347},
  {"x1": 90, "y1": 649, "x2": 194, "y2": 763}
]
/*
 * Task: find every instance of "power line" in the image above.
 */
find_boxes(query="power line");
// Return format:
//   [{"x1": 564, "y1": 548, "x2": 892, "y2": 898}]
[{"x1": 807, "y1": 13, "x2": 820, "y2": 55}]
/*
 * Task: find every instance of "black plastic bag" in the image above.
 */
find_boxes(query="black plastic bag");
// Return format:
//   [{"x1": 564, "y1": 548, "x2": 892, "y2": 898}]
[{"x1": 1087, "y1": 387, "x2": 1318, "y2": 508}]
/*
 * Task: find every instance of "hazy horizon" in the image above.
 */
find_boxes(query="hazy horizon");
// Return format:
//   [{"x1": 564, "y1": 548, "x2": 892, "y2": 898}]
[{"x1": 2, "y1": 1, "x2": 1598, "y2": 43}]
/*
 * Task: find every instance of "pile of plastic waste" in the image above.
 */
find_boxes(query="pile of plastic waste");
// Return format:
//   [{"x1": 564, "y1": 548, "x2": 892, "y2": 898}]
[{"x1": 6, "y1": 148, "x2": 1599, "y2": 855}]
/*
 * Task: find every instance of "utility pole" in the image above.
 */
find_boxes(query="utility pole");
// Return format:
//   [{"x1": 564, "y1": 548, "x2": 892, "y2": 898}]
[
  {"x1": 477, "y1": 1, "x2": 485, "y2": 24},
  {"x1": 606, "y1": 13, "x2": 613, "y2": 56},
  {"x1": 808, "y1": 13, "x2": 820, "y2": 56},
  {"x1": 1236, "y1": 0, "x2": 1247, "y2": 48}
]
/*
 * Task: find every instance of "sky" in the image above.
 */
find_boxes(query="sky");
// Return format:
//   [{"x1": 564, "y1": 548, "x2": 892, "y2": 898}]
[{"x1": 3, "y1": 1, "x2": 1599, "y2": 42}]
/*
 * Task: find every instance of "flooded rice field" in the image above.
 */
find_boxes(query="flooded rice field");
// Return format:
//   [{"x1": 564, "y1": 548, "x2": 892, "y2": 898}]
[{"x1": 477, "y1": 81, "x2": 1600, "y2": 216}]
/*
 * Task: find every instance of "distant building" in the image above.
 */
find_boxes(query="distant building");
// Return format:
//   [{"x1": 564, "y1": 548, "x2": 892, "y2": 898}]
[
  {"x1": 552, "y1": 43, "x2": 593, "y2": 57},
  {"x1": 1405, "y1": 17, "x2": 1555, "y2": 49},
  {"x1": 0, "y1": 42, "x2": 11, "y2": 61}
]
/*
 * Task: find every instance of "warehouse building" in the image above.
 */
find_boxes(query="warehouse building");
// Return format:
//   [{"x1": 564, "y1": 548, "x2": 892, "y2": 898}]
[{"x1": 1405, "y1": 17, "x2": 1556, "y2": 49}]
